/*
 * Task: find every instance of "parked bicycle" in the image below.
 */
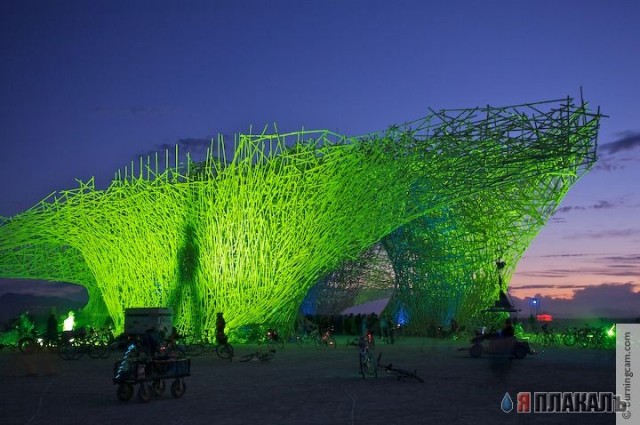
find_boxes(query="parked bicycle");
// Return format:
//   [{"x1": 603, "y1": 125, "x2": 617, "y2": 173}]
[
  {"x1": 172, "y1": 333, "x2": 202, "y2": 356},
  {"x1": 58, "y1": 328, "x2": 112, "y2": 360},
  {"x1": 265, "y1": 328, "x2": 285, "y2": 351},
  {"x1": 193, "y1": 330, "x2": 235, "y2": 360},
  {"x1": 314, "y1": 328, "x2": 336, "y2": 349},
  {"x1": 239, "y1": 347, "x2": 275, "y2": 362},
  {"x1": 531, "y1": 325, "x2": 559, "y2": 347},
  {"x1": 18, "y1": 329, "x2": 59, "y2": 354},
  {"x1": 569, "y1": 325, "x2": 612, "y2": 349},
  {"x1": 358, "y1": 336, "x2": 377, "y2": 379},
  {"x1": 293, "y1": 331, "x2": 315, "y2": 345},
  {"x1": 376, "y1": 353, "x2": 424, "y2": 383}
]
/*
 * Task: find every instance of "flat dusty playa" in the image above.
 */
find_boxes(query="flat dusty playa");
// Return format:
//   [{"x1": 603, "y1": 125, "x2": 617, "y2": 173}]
[{"x1": 0, "y1": 337, "x2": 615, "y2": 425}]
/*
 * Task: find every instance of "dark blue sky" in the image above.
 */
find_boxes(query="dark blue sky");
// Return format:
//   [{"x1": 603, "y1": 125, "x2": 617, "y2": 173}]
[{"x1": 1, "y1": 1, "x2": 639, "y2": 315}]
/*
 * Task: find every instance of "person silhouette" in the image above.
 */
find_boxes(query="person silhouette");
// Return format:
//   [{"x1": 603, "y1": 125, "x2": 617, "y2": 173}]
[{"x1": 46, "y1": 311, "x2": 59, "y2": 344}]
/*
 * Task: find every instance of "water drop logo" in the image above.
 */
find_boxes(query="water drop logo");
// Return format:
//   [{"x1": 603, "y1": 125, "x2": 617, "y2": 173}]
[{"x1": 501, "y1": 392, "x2": 514, "y2": 413}]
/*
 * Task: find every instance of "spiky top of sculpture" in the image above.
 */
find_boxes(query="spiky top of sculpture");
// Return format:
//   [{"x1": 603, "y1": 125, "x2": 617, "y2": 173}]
[{"x1": 0, "y1": 97, "x2": 600, "y2": 336}]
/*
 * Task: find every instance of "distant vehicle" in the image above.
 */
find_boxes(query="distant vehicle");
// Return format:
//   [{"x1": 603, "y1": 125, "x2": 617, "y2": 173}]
[{"x1": 464, "y1": 335, "x2": 535, "y2": 359}]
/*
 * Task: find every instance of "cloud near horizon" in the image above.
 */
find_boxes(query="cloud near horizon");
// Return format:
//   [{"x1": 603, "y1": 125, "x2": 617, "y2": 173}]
[
  {"x1": 553, "y1": 199, "x2": 623, "y2": 215},
  {"x1": 516, "y1": 258, "x2": 639, "y2": 279},
  {"x1": 594, "y1": 132, "x2": 640, "y2": 172},
  {"x1": 567, "y1": 228, "x2": 640, "y2": 240},
  {"x1": 0, "y1": 279, "x2": 88, "y2": 302},
  {"x1": 511, "y1": 282, "x2": 640, "y2": 318}
]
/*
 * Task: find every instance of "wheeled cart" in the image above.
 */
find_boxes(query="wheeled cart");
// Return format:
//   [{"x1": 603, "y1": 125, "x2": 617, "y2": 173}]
[{"x1": 113, "y1": 356, "x2": 191, "y2": 403}]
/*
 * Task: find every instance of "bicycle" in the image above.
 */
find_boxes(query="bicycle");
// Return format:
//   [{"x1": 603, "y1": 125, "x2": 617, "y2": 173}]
[
  {"x1": 182, "y1": 331, "x2": 234, "y2": 360},
  {"x1": 239, "y1": 347, "x2": 275, "y2": 362},
  {"x1": 345, "y1": 337, "x2": 359, "y2": 348},
  {"x1": 561, "y1": 327, "x2": 579, "y2": 347},
  {"x1": 58, "y1": 328, "x2": 112, "y2": 360},
  {"x1": 172, "y1": 333, "x2": 203, "y2": 356},
  {"x1": 376, "y1": 353, "x2": 424, "y2": 383},
  {"x1": 532, "y1": 326, "x2": 558, "y2": 347},
  {"x1": 358, "y1": 336, "x2": 377, "y2": 379},
  {"x1": 293, "y1": 330, "x2": 315, "y2": 345},
  {"x1": 206, "y1": 330, "x2": 235, "y2": 360},
  {"x1": 58, "y1": 332, "x2": 111, "y2": 360},
  {"x1": 17, "y1": 329, "x2": 59, "y2": 354},
  {"x1": 265, "y1": 328, "x2": 285, "y2": 351},
  {"x1": 314, "y1": 328, "x2": 336, "y2": 349}
]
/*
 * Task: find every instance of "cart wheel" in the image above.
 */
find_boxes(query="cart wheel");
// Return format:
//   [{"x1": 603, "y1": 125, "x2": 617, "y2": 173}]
[
  {"x1": 116, "y1": 383, "x2": 134, "y2": 402},
  {"x1": 152, "y1": 379, "x2": 165, "y2": 397},
  {"x1": 137, "y1": 383, "x2": 153, "y2": 403},
  {"x1": 470, "y1": 344, "x2": 483, "y2": 358},
  {"x1": 171, "y1": 378, "x2": 186, "y2": 398}
]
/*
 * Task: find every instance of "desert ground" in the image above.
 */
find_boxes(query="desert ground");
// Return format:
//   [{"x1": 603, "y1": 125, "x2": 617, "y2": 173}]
[{"x1": 0, "y1": 336, "x2": 615, "y2": 425}]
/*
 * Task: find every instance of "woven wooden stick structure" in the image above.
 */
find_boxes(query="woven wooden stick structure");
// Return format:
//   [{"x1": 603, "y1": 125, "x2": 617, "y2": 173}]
[{"x1": 0, "y1": 97, "x2": 600, "y2": 336}]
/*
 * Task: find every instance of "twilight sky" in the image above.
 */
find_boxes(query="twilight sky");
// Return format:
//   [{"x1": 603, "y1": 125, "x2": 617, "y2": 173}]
[{"x1": 1, "y1": 1, "x2": 639, "y2": 317}]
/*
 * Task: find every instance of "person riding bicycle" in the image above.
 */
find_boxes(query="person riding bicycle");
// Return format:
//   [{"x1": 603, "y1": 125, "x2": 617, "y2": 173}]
[
  {"x1": 358, "y1": 335, "x2": 369, "y2": 351},
  {"x1": 215, "y1": 312, "x2": 228, "y2": 345}
]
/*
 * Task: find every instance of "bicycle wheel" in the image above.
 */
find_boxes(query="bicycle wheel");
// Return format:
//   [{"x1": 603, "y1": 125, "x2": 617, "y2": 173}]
[
  {"x1": 58, "y1": 342, "x2": 72, "y2": 360},
  {"x1": 70, "y1": 346, "x2": 85, "y2": 360},
  {"x1": 360, "y1": 352, "x2": 377, "y2": 379},
  {"x1": 18, "y1": 337, "x2": 36, "y2": 354},
  {"x1": 532, "y1": 333, "x2": 546, "y2": 347},
  {"x1": 258, "y1": 351, "x2": 274, "y2": 362},
  {"x1": 59, "y1": 343, "x2": 84, "y2": 360},
  {"x1": 562, "y1": 333, "x2": 576, "y2": 347},
  {"x1": 216, "y1": 343, "x2": 234, "y2": 360},
  {"x1": 100, "y1": 344, "x2": 112, "y2": 358},
  {"x1": 88, "y1": 343, "x2": 110, "y2": 359},
  {"x1": 239, "y1": 353, "x2": 256, "y2": 362},
  {"x1": 365, "y1": 353, "x2": 378, "y2": 377},
  {"x1": 359, "y1": 354, "x2": 367, "y2": 379},
  {"x1": 577, "y1": 334, "x2": 590, "y2": 348},
  {"x1": 327, "y1": 336, "x2": 337, "y2": 348}
]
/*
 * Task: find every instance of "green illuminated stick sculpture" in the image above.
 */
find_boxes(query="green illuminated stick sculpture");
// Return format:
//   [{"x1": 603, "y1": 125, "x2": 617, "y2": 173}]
[{"x1": 0, "y1": 97, "x2": 600, "y2": 337}]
